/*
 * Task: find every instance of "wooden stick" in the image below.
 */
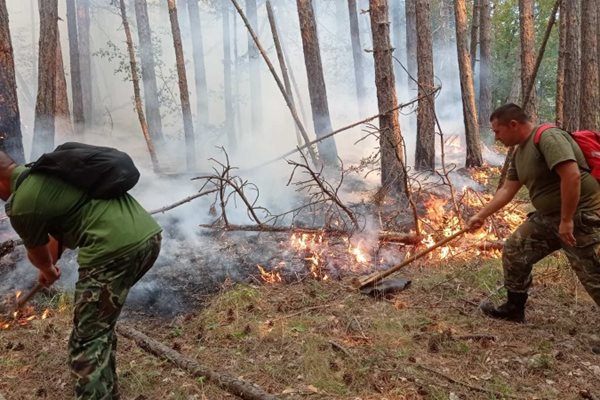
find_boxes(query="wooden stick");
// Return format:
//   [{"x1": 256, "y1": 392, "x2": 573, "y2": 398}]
[
  {"x1": 16, "y1": 282, "x2": 44, "y2": 310},
  {"x1": 117, "y1": 324, "x2": 280, "y2": 400},
  {"x1": 357, "y1": 228, "x2": 469, "y2": 289}
]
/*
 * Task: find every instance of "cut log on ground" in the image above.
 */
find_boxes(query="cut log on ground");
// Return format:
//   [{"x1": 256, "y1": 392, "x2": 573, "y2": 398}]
[{"x1": 116, "y1": 324, "x2": 281, "y2": 400}]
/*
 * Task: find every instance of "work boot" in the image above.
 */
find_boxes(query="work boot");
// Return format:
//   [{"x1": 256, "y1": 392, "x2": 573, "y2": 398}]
[{"x1": 480, "y1": 291, "x2": 527, "y2": 323}]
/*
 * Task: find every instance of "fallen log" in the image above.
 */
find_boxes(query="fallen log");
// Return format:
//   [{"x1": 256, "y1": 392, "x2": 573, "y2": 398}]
[
  {"x1": 116, "y1": 324, "x2": 280, "y2": 400},
  {"x1": 199, "y1": 223, "x2": 421, "y2": 244}
]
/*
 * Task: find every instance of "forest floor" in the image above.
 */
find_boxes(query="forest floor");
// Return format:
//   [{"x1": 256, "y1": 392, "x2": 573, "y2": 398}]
[{"x1": 1, "y1": 253, "x2": 600, "y2": 400}]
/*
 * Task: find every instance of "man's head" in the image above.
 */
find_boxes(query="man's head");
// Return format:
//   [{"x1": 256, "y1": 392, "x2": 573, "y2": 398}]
[
  {"x1": 0, "y1": 150, "x2": 17, "y2": 201},
  {"x1": 489, "y1": 103, "x2": 533, "y2": 146}
]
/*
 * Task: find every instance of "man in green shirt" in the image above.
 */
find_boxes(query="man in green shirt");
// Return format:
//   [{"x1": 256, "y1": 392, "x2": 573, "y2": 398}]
[
  {"x1": 467, "y1": 103, "x2": 600, "y2": 322},
  {"x1": 0, "y1": 150, "x2": 162, "y2": 399}
]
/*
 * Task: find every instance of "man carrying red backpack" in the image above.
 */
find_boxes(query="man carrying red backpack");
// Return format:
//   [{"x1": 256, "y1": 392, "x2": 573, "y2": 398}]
[{"x1": 466, "y1": 103, "x2": 600, "y2": 324}]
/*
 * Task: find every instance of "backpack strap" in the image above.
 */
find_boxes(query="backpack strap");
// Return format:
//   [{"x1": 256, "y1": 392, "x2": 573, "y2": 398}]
[{"x1": 533, "y1": 123, "x2": 558, "y2": 145}]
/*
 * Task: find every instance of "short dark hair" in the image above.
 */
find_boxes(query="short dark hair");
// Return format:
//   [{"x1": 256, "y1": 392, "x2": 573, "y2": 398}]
[{"x1": 489, "y1": 103, "x2": 530, "y2": 125}]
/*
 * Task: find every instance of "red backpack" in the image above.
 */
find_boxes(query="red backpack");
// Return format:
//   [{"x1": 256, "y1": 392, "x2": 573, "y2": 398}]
[{"x1": 533, "y1": 123, "x2": 600, "y2": 181}]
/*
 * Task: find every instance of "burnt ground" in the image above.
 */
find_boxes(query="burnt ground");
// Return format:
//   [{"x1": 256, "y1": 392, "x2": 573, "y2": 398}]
[{"x1": 1, "y1": 246, "x2": 600, "y2": 400}]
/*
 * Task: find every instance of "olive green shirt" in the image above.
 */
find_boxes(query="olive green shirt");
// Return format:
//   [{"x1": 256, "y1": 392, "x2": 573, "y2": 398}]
[
  {"x1": 507, "y1": 126, "x2": 600, "y2": 215},
  {"x1": 6, "y1": 165, "x2": 162, "y2": 268}
]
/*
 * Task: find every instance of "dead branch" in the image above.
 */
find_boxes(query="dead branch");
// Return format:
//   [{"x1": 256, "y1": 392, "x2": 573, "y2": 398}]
[
  {"x1": 116, "y1": 324, "x2": 280, "y2": 400},
  {"x1": 149, "y1": 188, "x2": 219, "y2": 215}
]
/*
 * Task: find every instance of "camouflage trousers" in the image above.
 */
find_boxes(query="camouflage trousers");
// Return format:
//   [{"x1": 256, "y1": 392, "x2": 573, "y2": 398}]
[
  {"x1": 503, "y1": 211, "x2": 600, "y2": 306},
  {"x1": 69, "y1": 233, "x2": 161, "y2": 400}
]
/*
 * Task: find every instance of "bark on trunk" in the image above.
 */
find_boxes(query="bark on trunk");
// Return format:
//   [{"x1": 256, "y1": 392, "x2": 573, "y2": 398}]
[
  {"x1": 369, "y1": 0, "x2": 406, "y2": 195},
  {"x1": 478, "y1": 0, "x2": 491, "y2": 139},
  {"x1": 580, "y1": 0, "x2": 599, "y2": 130},
  {"x1": 469, "y1": 0, "x2": 479, "y2": 71},
  {"x1": 116, "y1": 324, "x2": 280, "y2": 400},
  {"x1": 563, "y1": 0, "x2": 580, "y2": 132},
  {"x1": 134, "y1": 0, "x2": 164, "y2": 142},
  {"x1": 168, "y1": 0, "x2": 196, "y2": 170},
  {"x1": 556, "y1": 2, "x2": 566, "y2": 127},
  {"x1": 66, "y1": 0, "x2": 84, "y2": 129},
  {"x1": 246, "y1": 0, "x2": 262, "y2": 134},
  {"x1": 31, "y1": 0, "x2": 58, "y2": 160},
  {"x1": 187, "y1": 0, "x2": 208, "y2": 129},
  {"x1": 519, "y1": 0, "x2": 537, "y2": 121},
  {"x1": 453, "y1": 0, "x2": 483, "y2": 167},
  {"x1": 0, "y1": 0, "x2": 25, "y2": 163},
  {"x1": 404, "y1": 0, "x2": 417, "y2": 89},
  {"x1": 296, "y1": 0, "x2": 338, "y2": 166},
  {"x1": 76, "y1": 0, "x2": 92, "y2": 128},
  {"x1": 223, "y1": 1, "x2": 235, "y2": 148},
  {"x1": 55, "y1": 27, "x2": 73, "y2": 139},
  {"x1": 118, "y1": 0, "x2": 159, "y2": 172},
  {"x1": 348, "y1": 0, "x2": 367, "y2": 111},
  {"x1": 414, "y1": 0, "x2": 435, "y2": 170}
]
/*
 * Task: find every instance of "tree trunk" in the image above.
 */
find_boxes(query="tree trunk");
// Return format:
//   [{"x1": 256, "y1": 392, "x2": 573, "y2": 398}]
[
  {"x1": 469, "y1": 0, "x2": 479, "y2": 71},
  {"x1": 134, "y1": 0, "x2": 164, "y2": 143},
  {"x1": 117, "y1": 0, "x2": 159, "y2": 172},
  {"x1": 296, "y1": 0, "x2": 338, "y2": 166},
  {"x1": 478, "y1": 0, "x2": 491, "y2": 139},
  {"x1": 31, "y1": 0, "x2": 58, "y2": 160},
  {"x1": 414, "y1": 0, "x2": 435, "y2": 170},
  {"x1": 580, "y1": 0, "x2": 599, "y2": 130},
  {"x1": 563, "y1": 0, "x2": 580, "y2": 132},
  {"x1": 369, "y1": 0, "x2": 406, "y2": 195},
  {"x1": 0, "y1": 0, "x2": 25, "y2": 163},
  {"x1": 404, "y1": 0, "x2": 417, "y2": 89},
  {"x1": 246, "y1": 0, "x2": 262, "y2": 134},
  {"x1": 76, "y1": 0, "x2": 92, "y2": 128},
  {"x1": 348, "y1": 0, "x2": 367, "y2": 111},
  {"x1": 187, "y1": 0, "x2": 208, "y2": 129},
  {"x1": 66, "y1": 0, "x2": 84, "y2": 129},
  {"x1": 453, "y1": 0, "x2": 483, "y2": 168},
  {"x1": 55, "y1": 27, "x2": 73, "y2": 139},
  {"x1": 223, "y1": 1, "x2": 235, "y2": 148},
  {"x1": 167, "y1": 0, "x2": 195, "y2": 170},
  {"x1": 556, "y1": 2, "x2": 567, "y2": 127},
  {"x1": 519, "y1": 0, "x2": 537, "y2": 122}
]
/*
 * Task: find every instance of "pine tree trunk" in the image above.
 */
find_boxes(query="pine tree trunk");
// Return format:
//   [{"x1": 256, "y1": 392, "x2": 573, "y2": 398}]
[
  {"x1": 556, "y1": 2, "x2": 566, "y2": 127},
  {"x1": 187, "y1": 0, "x2": 208, "y2": 129},
  {"x1": 469, "y1": 0, "x2": 479, "y2": 70},
  {"x1": 369, "y1": 0, "x2": 405, "y2": 194},
  {"x1": 478, "y1": 0, "x2": 491, "y2": 139},
  {"x1": 222, "y1": 1, "x2": 235, "y2": 148},
  {"x1": 31, "y1": 0, "x2": 58, "y2": 160},
  {"x1": 117, "y1": 0, "x2": 159, "y2": 172},
  {"x1": 414, "y1": 0, "x2": 435, "y2": 170},
  {"x1": 134, "y1": 0, "x2": 164, "y2": 142},
  {"x1": 453, "y1": 0, "x2": 482, "y2": 168},
  {"x1": 348, "y1": 0, "x2": 367, "y2": 111},
  {"x1": 519, "y1": 0, "x2": 537, "y2": 121},
  {"x1": 77, "y1": 0, "x2": 92, "y2": 128},
  {"x1": 0, "y1": 0, "x2": 25, "y2": 163},
  {"x1": 55, "y1": 28, "x2": 72, "y2": 139},
  {"x1": 563, "y1": 0, "x2": 580, "y2": 132},
  {"x1": 404, "y1": 0, "x2": 417, "y2": 89},
  {"x1": 296, "y1": 0, "x2": 338, "y2": 166},
  {"x1": 66, "y1": 0, "x2": 83, "y2": 129},
  {"x1": 167, "y1": 0, "x2": 195, "y2": 170},
  {"x1": 580, "y1": 0, "x2": 599, "y2": 130},
  {"x1": 246, "y1": 0, "x2": 262, "y2": 134}
]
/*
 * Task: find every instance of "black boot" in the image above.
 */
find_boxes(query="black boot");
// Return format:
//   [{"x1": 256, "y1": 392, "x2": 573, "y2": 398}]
[{"x1": 480, "y1": 291, "x2": 527, "y2": 323}]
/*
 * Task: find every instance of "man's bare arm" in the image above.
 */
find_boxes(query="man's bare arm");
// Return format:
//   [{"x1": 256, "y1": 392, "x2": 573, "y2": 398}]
[
  {"x1": 554, "y1": 160, "x2": 580, "y2": 246},
  {"x1": 26, "y1": 243, "x2": 61, "y2": 286},
  {"x1": 467, "y1": 179, "x2": 523, "y2": 231}
]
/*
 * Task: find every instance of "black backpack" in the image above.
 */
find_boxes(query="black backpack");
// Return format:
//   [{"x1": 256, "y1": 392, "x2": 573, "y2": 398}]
[{"x1": 16, "y1": 142, "x2": 140, "y2": 198}]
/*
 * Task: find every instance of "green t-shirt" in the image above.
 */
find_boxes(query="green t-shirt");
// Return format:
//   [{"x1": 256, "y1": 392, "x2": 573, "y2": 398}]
[
  {"x1": 6, "y1": 166, "x2": 162, "y2": 267},
  {"x1": 507, "y1": 126, "x2": 600, "y2": 215}
]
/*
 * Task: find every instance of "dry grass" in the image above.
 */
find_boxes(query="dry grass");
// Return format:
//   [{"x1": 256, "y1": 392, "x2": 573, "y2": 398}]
[{"x1": 2, "y1": 256, "x2": 600, "y2": 400}]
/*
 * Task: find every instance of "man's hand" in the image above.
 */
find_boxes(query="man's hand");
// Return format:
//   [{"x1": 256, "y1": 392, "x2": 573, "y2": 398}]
[
  {"x1": 466, "y1": 214, "x2": 486, "y2": 232},
  {"x1": 559, "y1": 218, "x2": 576, "y2": 246},
  {"x1": 38, "y1": 264, "x2": 61, "y2": 287}
]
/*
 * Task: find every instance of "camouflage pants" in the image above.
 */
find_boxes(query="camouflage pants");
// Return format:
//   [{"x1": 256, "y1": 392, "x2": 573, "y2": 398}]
[
  {"x1": 69, "y1": 233, "x2": 161, "y2": 400},
  {"x1": 503, "y1": 211, "x2": 600, "y2": 306}
]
